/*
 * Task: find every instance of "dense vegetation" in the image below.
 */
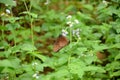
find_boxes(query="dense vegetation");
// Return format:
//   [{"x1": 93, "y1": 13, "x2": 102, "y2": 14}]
[{"x1": 0, "y1": 0, "x2": 120, "y2": 80}]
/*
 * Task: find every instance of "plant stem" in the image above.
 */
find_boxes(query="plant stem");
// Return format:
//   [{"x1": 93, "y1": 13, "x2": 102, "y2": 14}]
[
  {"x1": 70, "y1": 27, "x2": 72, "y2": 43},
  {"x1": 1, "y1": 20, "x2": 5, "y2": 40}
]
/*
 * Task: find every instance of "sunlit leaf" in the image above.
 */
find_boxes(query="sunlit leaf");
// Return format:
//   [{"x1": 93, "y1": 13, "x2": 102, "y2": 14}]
[
  {"x1": 21, "y1": 43, "x2": 37, "y2": 52},
  {"x1": 0, "y1": 0, "x2": 16, "y2": 6}
]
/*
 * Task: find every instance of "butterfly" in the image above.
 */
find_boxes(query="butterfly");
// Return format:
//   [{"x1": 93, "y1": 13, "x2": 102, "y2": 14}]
[{"x1": 53, "y1": 35, "x2": 69, "y2": 52}]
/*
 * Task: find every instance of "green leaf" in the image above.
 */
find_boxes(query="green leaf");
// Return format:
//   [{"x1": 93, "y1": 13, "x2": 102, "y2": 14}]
[
  {"x1": 93, "y1": 44, "x2": 108, "y2": 51},
  {"x1": 115, "y1": 53, "x2": 120, "y2": 60},
  {"x1": 110, "y1": 43, "x2": 120, "y2": 48},
  {"x1": 30, "y1": 0, "x2": 41, "y2": 10},
  {"x1": 0, "y1": 60, "x2": 13, "y2": 68},
  {"x1": 85, "y1": 66, "x2": 105, "y2": 73},
  {"x1": 10, "y1": 58, "x2": 21, "y2": 69},
  {"x1": 0, "y1": 26, "x2": 7, "y2": 30},
  {"x1": 0, "y1": 0, "x2": 16, "y2": 6},
  {"x1": 105, "y1": 61, "x2": 120, "y2": 71},
  {"x1": 111, "y1": 71, "x2": 120, "y2": 77},
  {"x1": 22, "y1": 64, "x2": 33, "y2": 72},
  {"x1": 21, "y1": 11, "x2": 38, "y2": 18},
  {"x1": 18, "y1": 72, "x2": 34, "y2": 80},
  {"x1": 77, "y1": 47, "x2": 87, "y2": 53},
  {"x1": 21, "y1": 43, "x2": 37, "y2": 52},
  {"x1": 30, "y1": 52, "x2": 47, "y2": 62},
  {"x1": 83, "y1": 4, "x2": 93, "y2": 11},
  {"x1": 52, "y1": 68, "x2": 69, "y2": 79},
  {"x1": 6, "y1": 23, "x2": 21, "y2": 30},
  {"x1": 0, "y1": 58, "x2": 21, "y2": 70},
  {"x1": 69, "y1": 60, "x2": 86, "y2": 78}
]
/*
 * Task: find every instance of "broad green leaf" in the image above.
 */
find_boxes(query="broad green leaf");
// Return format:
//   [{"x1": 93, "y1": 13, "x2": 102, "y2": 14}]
[
  {"x1": 0, "y1": 26, "x2": 7, "y2": 30},
  {"x1": 110, "y1": 43, "x2": 120, "y2": 48},
  {"x1": 111, "y1": 71, "x2": 120, "y2": 77},
  {"x1": 21, "y1": 43, "x2": 37, "y2": 52},
  {"x1": 52, "y1": 68, "x2": 69, "y2": 79},
  {"x1": 30, "y1": 0, "x2": 41, "y2": 10},
  {"x1": 22, "y1": 64, "x2": 33, "y2": 72},
  {"x1": 0, "y1": 0, "x2": 16, "y2": 6},
  {"x1": 84, "y1": 55, "x2": 96, "y2": 65},
  {"x1": 69, "y1": 60, "x2": 86, "y2": 78},
  {"x1": 115, "y1": 53, "x2": 120, "y2": 60},
  {"x1": 10, "y1": 58, "x2": 21, "y2": 69},
  {"x1": 85, "y1": 66, "x2": 105, "y2": 73},
  {"x1": 77, "y1": 47, "x2": 87, "y2": 53},
  {"x1": 83, "y1": 4, "x2": 93, "y2": 11},
  {"x1": 30, "y1": 52, "x2": 47, "y2": 62},
  {"x1": 0, "y1": 60, "x2": 13, "y2": 68},
  {"x1": 18, "y1": 72, "x2": 34, "y2": 80},
  {"x1": 105, "y1": 61, "x2": 120, "y2": 71},
  {"x1": 6, "y1": 23, "x2": 21, "y2": 30},
  {"x1": 21, "y1": 11, "x2": 38, "y2": 18},
  {"x1": 93, "y1": 44, "x2": 108, "y2": 51}
]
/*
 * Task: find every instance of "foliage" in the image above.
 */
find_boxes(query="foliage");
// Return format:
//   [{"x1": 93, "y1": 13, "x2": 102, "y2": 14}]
[{"x1": 0, "y1": 0, "x2": 120, "y2": 80}]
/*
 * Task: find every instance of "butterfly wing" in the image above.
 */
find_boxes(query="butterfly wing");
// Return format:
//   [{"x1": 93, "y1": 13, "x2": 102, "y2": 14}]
[
  {"x1": 53, "y1": 35, "x2": 69, "y2": 52},
  {"x1": 53, "y1": 42, "x2": 61, "y2": 52}
]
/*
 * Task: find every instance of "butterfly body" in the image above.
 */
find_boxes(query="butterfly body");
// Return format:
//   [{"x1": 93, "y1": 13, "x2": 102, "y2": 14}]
[{"x1": 53, "y1": 35, "x2": 69, "y2": 52}]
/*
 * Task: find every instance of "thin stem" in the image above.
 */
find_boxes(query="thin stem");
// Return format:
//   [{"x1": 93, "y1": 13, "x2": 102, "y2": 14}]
[
  {"x1": 67, "y1": 54, "x2": 72, "y2": 79},
  {"x1": 1, "y1": 20, "x2": 5, "y2": 40},
  {"x1": 70, "y1": 27, "x2": 72, "y2": 43},
  {"x1": 12, "y1": 30, "x2": 16, "y2": 46},
  {"x1": 23, "y1": 0, "x2": 29, "y2": 12},
  {"x1": 30, "y1": 18, "x2": 34, "y2": 46}
]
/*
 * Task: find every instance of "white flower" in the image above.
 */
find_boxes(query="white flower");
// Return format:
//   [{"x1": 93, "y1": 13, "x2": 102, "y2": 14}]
[
  {"x1": 32, "y1": 62, "x2": 38, "y2": 66},
  {"x1": 72, "y1": 28, "x2": 81, "y2": 38},
  {"x1": 62, "y1": 29, "x2": 68, "y2": 36},
  {"x1": 1, "y1": 13, "x2": 5, "y2": 16},
  {"x1": 66, "y1": 15, "x2": 72, "y2": 19},
  {"x1": 44, "y1": 0, "x2": 50, "y2": 5},
  {"x1": 5, "y1": 4, "x2": 9, "y2": 6},
  {"x1": 102, "y1": 0, "x2": 108, "y2": 6},
  {"x1": 66, "y1": 21, "x2": 74, "y2": 27},
  {"x1": 33, "y1": 73, "x2": 39, "y2": 79},
  {"x1": 74, "y1": 19, "x2": 79, "y2": 24},
  {"x1": 66, "y1": 21, "x2": 72, "y2": 25},
  {"x1": 6, "y1": 9, "x2": 11, "y2": 14},
  {"x1": 13, "y1": 1, "x2": 16, "y2": 4},
  {"x1": 6, "y1": 76, "x2": 9, "y2": 79},
  {"x1": 69, "y1": 22, "x2": 74, "y2": 27}
]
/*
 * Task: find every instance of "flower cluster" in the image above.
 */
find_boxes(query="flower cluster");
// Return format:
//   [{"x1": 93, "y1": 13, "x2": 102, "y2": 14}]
[
  {"x1": 32, "y1": 62, "x2": 40, "y2": 79},
  {"x1": 102, "y1": 0, "x2": 108, "y2": 6},
  {"x1": 66, "y1": 15, "x2": 79, "y2": 27},
  {"x1": 61, "y1": 15, "x2": 81, "y2": 40},
  {"x1": 33, "y1": 72, "x2": 39, "y2": 79},
  {"x1": 6, "y1": 9, "x2": 11, "y2": 14},
  {"x1": 72, "y1": 28, "x2": 81, "y2": 38},
  {"x1": 62, "y1": 29, "x2": 68, "y2": 36},
  {"x1": 1, "y1": 9, "x2": 11, "y2": 17},
  {"x1": 66, "y1": 15, "x2": 81, "y2": 38},
  {"x1": 44, "y1": 0, "x2": 50, "y2": 5},
  {"x1": 32, "y1": 62, "x2": 38, "y2": 66}
]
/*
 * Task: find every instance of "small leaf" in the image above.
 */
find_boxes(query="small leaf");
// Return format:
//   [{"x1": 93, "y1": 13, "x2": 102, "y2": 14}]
[
  {"x1": 85, "y1": 66, "x2": 105, "y2": 73},
  {"x1": 30, "y1": 52, "x2": 47, "y2": 62},
  {"x1": 111, "y1": 71, "x2": 120, "y2": 77},
  {"x1": 0, "y1": 0, "x2": 16, "y2": 6},
  {"x1": 69, "y1": 60, "x2": 86, "y2": 78},
  {"x1": 0, "y1": 60, "x2": 13, "y2": 68},
  {"x1": 0, "y1": 26, "x2": 7, "y2": 30},
  {"x1": 21, "y1": 43, "x2": 37, "y2": 52},
  {"x1": 83, "y1": 4, "x2": 93, "y2": 11},
  {"x1": 93, "y1": 44, "x2": 108, "y2": 51},
  {"x1": 115, "y1": 53, "x2": 120, "y2": 60}
]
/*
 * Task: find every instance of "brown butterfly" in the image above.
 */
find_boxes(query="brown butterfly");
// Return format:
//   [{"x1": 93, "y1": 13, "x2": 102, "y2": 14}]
[{"x1": 53, "y1": 35, "x2": 69, "y2": 52}]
